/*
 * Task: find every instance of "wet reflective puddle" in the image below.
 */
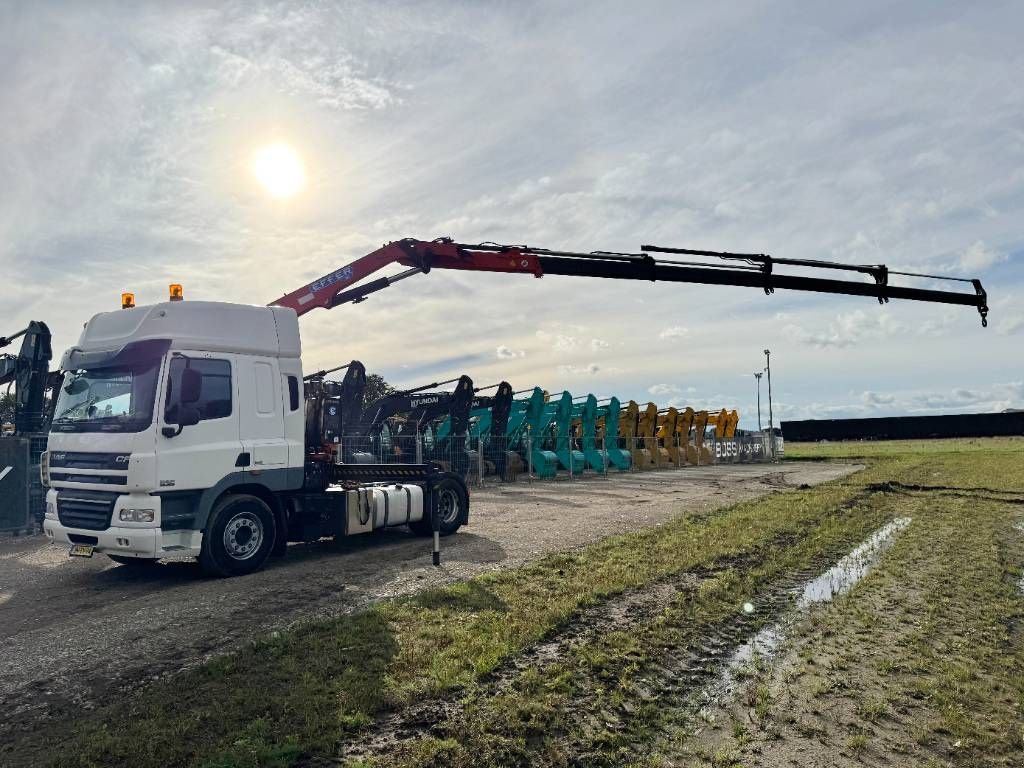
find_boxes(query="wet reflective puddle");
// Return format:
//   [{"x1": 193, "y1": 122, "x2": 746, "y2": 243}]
[{"x1": 704, "y1": 517, "x2": 912, "y2": 706}]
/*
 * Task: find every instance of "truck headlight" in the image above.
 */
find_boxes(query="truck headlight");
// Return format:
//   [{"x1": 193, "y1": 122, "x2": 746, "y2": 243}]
[
  {"x1": 40, "y1": 451, "x2": 50, "y2": 488},
  {"x1": 45, "y1": 502, "x2": 57, "y2": 520},
  {"x1": 119, "y1": 508, "x2": 155, "y2": 523}
]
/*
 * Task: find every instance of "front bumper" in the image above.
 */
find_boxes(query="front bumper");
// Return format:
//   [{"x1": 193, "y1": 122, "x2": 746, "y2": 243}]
[{"x1": 43, "y1": 520, "x2": 203, "y2": 559}]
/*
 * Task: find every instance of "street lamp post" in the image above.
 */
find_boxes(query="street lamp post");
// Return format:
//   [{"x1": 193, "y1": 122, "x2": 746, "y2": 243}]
[
  {"x1": 764, "y1": 349, "x2": 775, "y2": 460},
  {"x1": 753, "y1": 372, "x2": 763, "y2": 431}
]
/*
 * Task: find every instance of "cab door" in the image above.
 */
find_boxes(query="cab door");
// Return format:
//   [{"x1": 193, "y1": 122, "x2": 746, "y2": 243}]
[
  {"x1": 236, "y1": 357, "x2": 288, "y2": 469},
  {"x1": 157, "y1": 352, "x2": 242, "y2": 492}
]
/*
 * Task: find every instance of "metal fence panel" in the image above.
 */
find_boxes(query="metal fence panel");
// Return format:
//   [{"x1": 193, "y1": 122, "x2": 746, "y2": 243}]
[
  {"x1": 330, "y1": 427, "x2": 780, "y2": 489},
  {"x1": 0, "y1": 437, "x2": 31, "y2": 532}
]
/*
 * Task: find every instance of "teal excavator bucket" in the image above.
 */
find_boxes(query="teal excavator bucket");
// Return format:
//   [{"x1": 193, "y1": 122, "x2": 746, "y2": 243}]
[
  {"x1": 554, "y1": 392, "x2": 587, "y2": 473},
  {"x1": 602, "y1": 397, "x2": 632, "y2": 471},
  {"x1": 579, "y1": 395, "x2": 608, "y2": 472},
  {"x1": 507, "y1": 388, "x2": 559, "y2": 478}
]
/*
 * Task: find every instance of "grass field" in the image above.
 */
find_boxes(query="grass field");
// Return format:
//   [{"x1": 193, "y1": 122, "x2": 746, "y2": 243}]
[{"x1": 11, "y1": 438, "x2": 1024, "y2": 768}]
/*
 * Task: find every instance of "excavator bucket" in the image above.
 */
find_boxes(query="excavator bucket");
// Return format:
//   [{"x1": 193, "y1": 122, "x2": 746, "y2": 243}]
[
  {"x1": 486, "y1": 382, "x2": 515, "y2": 478},
  {"x1": 677, "y1": 407, "x2": 697, "y2": 465},
  {"x1": 503, "y1": 387, "x2": 559, "y2": 478},
  {"x1": 578, "y1": 394, "x2": 610, "y2": 473},
  {"x1": 503, "y1": 388, "x2": 551, "y2": 478},
  {"x1": 458, "y1": 381, "x2": 514, "y2": 478},
  {"x1": 619, "y1": 400, "x2": 641, "y2": 468},
  {"x1": 725, "y1": 409, "x2": 740, "y2": 438},
  {"x1": 708, "y1": 408, "x2": 730, "y2": 439},
  {"x1": 554, "y1": 392, "x2": 586, "y2": 473},
  {"x1": 635, "y1": 402, "x2": 661, "y2": 469},
  {"x1": 692, "y1": 410, "x2": 712, "y2": 464},
  {"x1": 657, "y1": 407, "x2": 681, "y2": 465},
  {"x1": 602, "y1": 397, "x2": 632, "y2": 471},
  {"x1": 412, "y1": 375, "x2": 475, "y2": 474},
  {"x1": 526, "y1": 390, "x2": 560, "y2": 478}
]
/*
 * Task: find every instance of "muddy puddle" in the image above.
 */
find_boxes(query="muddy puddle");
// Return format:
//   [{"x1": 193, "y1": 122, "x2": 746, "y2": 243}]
[{"x1": 703, "y1": 517, "x2": 912, "y2": 707}]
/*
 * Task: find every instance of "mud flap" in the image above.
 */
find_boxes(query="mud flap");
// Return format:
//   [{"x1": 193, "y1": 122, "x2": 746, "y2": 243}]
[{"x1": 430, "y1": 487, "x2": 441, "y2": 566}]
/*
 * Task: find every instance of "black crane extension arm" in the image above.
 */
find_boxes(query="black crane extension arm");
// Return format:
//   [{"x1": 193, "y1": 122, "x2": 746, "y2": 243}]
[{"x1": 272, "y1": 238, "x2": 990, "y2": 327}]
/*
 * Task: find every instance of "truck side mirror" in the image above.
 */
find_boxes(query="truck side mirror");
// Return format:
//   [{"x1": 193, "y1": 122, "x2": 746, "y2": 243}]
[
  {"x1": 178, "y1": 405, "x2": 201, "y2": 427},
  {"x1": 162, "y1": 405, "x2": 201, "y2": 438},
  {"x1": 180, "y1": 368, "x2": 202, "y2": 404}
]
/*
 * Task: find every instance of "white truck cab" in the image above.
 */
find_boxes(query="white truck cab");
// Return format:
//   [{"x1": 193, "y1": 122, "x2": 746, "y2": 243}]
[{"x1": 42, "y1": 300, "x2": 467, "y2": 576}]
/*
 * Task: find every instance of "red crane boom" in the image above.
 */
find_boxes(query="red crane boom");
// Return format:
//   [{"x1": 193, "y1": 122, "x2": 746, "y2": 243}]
[{"x1": 271, "y1": 237, "x2": 990, "y2": 326}]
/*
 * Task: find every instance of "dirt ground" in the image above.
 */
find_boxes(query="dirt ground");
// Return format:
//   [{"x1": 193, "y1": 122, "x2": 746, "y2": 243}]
[{"x1": 0, "y1": 462, "x2": 854, "y2": 746}]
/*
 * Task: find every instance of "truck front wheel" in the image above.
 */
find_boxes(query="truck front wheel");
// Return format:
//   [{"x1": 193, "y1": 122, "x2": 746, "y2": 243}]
[{"x1": 200, "y1": 494, "x2": 276, "y2": 577}]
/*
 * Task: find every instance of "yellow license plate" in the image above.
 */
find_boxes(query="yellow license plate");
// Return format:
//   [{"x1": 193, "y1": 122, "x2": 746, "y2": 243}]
[{"x1": 69, "y1": 543, "x2": 95, "y2": 558}]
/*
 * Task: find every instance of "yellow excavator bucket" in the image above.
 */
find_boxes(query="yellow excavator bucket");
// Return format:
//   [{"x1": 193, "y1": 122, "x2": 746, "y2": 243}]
[
  {"x1": 636, "y1": 402, "x2": 661, "y2": 468},
  {"x1": 619, "y1": 400, "x2": 642, "y2": 468},
  {"x1": 706, "y1": 408, "x2": 741, "y2": 440},
  {"x1": 677, "y1": 407, "x2": 696, "y2": 465},
  {"x1": 618, "y1": 400, "x2": 637, "y2": 442},
  {"x1": 657, "y1": 407, "x2": 680, "y2": 465},
  {"x1": 725, "y1": 409, "x2": 739, "y2": 438},
  {"x1": 692, "y1": 410, "x2": 712, "y2": 464}
]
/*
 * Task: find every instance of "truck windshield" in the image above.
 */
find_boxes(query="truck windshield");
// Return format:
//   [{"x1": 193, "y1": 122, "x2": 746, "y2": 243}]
[{"x1": 51, "y1": 361, "x2": 160, "y2": 433}]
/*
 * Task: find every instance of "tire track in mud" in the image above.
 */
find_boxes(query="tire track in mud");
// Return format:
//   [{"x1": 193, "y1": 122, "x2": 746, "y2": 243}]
[{"x1": 327, "y1": 522, "x2": 867, "y2": 766}]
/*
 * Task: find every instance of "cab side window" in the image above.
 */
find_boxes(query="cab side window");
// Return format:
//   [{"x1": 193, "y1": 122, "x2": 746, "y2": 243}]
[{"x1": 165, "y1": 358, "x2": 233, "y2": 423}]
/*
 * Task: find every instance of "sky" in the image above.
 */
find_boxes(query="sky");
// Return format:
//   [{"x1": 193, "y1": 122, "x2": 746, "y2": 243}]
[{"x1": 2, "y1": 0, "x2": 1022, "y2": 428}]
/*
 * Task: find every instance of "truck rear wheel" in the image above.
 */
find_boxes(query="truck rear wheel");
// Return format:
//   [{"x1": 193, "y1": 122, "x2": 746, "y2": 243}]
[
  {"x1": 200, "y1": 494, "x2": 276, "y2": 577},
  {"x1": 410, "y1": 476, "x2": 467, "y2": 537}
]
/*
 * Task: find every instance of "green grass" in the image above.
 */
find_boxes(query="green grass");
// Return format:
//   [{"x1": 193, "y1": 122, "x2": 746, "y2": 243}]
[
  {"x1": 785, "y1": 435, "x2": 1023, "y2": 462},
  {"x1": 675, "y1": 440, "x2": 1024, "y2": 767},
  {"x1": 11, "y1": 438, "x2": 1024, "y2": 768},
  {"x1": 387, "y1": 495, "x2": 893, "y2": 768}
]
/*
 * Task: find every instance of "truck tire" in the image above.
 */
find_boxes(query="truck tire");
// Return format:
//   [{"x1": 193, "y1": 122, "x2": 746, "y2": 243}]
[
  {"x1": 410, "y1": 476, "x2": 467, "y2": 537},
  {"x1": 108, "y1": 555, "x2": 160, "y2": 567},
  {"x1": 199, "y1": 494, "x2": 276, "y2": 577}
]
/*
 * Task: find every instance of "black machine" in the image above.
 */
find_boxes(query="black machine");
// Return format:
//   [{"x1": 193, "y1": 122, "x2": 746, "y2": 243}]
[
  {"x1": 1, "y1": 321, "x2": 56, "y2": 530},
  {"x1": 0, "y1": 321, "x2": 55, "y2": 434},
  {"x1": 348, "y1": 375, "x2": 476, "y2": 472},
  {"x1": 303, "y1": 360, "x2": 367, "y2": 456},
  {"x1": 471, "y1": 381, "x2": 515, "y2": 477}
]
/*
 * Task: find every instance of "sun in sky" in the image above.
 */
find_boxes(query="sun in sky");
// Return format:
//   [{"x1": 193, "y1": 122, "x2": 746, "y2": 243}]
[{"x1": 252, "y1": 142, "x2": 306, "y2": 199}]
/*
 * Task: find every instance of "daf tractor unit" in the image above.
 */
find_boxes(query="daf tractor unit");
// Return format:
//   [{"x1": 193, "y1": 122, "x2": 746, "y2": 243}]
[{"x1": 40, "y1": 236, "x2": 989, "y2": 576}]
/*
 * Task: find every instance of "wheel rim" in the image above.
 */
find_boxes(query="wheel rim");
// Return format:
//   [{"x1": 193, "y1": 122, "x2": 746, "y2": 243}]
[
  {"x1": 438, "y1": 487, "x2": 460, "y2": 525},
  {"x1": 223, "y1": 511, "x2": 264, "y2": 560}
]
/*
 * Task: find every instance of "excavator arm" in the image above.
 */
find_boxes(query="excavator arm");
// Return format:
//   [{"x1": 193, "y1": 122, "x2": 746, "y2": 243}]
[
  {"x1": 272, "y1": 237, "x2": 990, "y2": 326},
  {"x1": 1, "y1": 321, "x2": 54, "y2": 433}
]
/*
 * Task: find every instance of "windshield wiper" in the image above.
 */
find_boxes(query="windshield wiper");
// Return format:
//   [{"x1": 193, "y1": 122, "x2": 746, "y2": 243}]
[{"x1": 54, "y1": 397, "x2": 97, "y2": 422}]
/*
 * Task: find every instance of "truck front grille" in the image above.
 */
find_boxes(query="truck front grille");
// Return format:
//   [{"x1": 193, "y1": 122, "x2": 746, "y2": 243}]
[
  {"x1": 57, "y1": 490, "x2": 119, "y2": 531},
  {"x1": 50, "y1": 452, "x2": 131, "y2": 471}
]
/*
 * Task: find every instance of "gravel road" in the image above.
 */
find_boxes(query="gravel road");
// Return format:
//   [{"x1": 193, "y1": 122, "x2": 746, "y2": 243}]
[{"x1": 0, "y1": 462, "x2": 857, "y2": 740}]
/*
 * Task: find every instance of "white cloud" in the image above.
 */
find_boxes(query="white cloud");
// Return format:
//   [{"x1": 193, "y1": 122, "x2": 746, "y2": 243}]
[
  {"x1": 861, "y1": 391, "x2": 895, "y2": 406},
  {"x1": 557, "y1": 363, "x2": 600, "y2": 375},
  {"x1": 958, "y1": 240, "x2": 1006, "y2": 273},
  {"x1": 495, "y1": 345, "x2": 525, "y2": 359},
  {"x1": 648, "y1": 383, "x2": 681, "y2": 396},
  {"x1": 995, "y1": 314, "x2": 1024, "y2": 336},
  {"x1": 781, "y1": 310, "x2": 907, "y2": 349},
  {"x1": 658, "y1": 326, "x2": 689, "y2": 340},
  {"x1": 783, "y1": 381, "x2": 1024, "y2": 420},
  {"x1": 918, "y1": 313, "x2": 957, "y2": 337},
  {"x1": 536, "y1": 329, "x2": 581, "y2": 352}
]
